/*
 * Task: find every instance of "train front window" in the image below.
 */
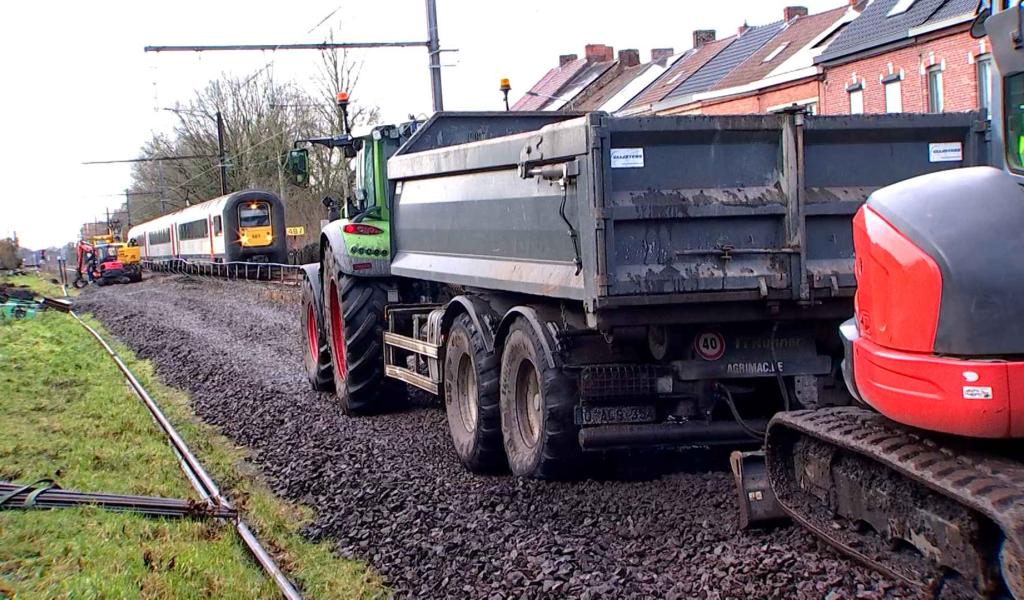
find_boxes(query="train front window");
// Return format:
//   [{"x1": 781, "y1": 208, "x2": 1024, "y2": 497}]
[{"x1": 239, "y1": 201, "x2": 271, "y2": 227}]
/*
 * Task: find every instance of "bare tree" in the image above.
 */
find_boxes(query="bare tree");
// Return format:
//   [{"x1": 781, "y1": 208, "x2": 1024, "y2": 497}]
[
  {"x1": 0, "y1": 237, "x2": 21, "y2": 269},
  {"x1": 125, "y1": 51, "x2": 378, "y2": 249}
]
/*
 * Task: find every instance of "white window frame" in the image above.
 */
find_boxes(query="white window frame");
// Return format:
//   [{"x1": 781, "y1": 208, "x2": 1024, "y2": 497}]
[
  {"x1": 927, "y1": 65, "x2": 944, "y2": 113},
  {"x1": 849, "y1": 88, "x2": 864, "y2": 114},
  {"x1": 885, "y1": 80, "x2": 903, "y2": 113},
  {"x1": 977, "y1": 54, "x2": 993, "y2": 117}
]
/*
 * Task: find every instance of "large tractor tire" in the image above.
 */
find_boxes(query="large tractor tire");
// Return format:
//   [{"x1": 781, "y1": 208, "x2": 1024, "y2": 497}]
[
  {"x1": 300, "y1": 270, "x2": 334, "y2": 392},
  {"x1": 322, "y1": 249, "x2": 399, "y2": 415},
  {"x1": 499, "y1": 318, "x2": 581, "y2": 479},
  {"x1": 443, "y1": 313, "x2": 507, "y2": 473}
]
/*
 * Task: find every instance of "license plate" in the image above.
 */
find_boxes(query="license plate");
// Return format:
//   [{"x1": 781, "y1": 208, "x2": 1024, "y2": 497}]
[{"x1": 577, "y1": 405, "x2": 656, "y2": 426}]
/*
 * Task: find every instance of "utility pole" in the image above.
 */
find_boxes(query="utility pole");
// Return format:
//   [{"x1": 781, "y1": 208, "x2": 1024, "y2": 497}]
[
  {"x1": 425, "y1": 0, "x2": 443, "y2": 111},
  {"x1": 145, "y1": 0, "x2": 447, "y2": 112},
  {"x1": 216, "y1": 110, "x2": 228, "y2": 195},
  {"x1": 160, "y1": 107, "x2": 229, "y2": 196}
]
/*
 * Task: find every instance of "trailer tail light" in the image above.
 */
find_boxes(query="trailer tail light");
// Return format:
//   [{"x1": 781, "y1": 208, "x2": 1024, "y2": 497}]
[{"x1": 343, "y1": 224, "x2": 383, "y2": 235}]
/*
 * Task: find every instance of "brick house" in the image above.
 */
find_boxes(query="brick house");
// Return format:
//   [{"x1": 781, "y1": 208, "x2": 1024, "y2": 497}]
[
  {"x1": 511, "y1": 0, "x2": 989, "y2": 118},
  {"x1": 665, "y1": 5, "x2": 854, "y2": 115},
  {"x1": 816, "y1": 0, "x2": 991, "y2": 116}
]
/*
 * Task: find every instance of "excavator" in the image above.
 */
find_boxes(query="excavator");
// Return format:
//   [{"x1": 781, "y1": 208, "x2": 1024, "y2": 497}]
[
  {"x1": 73, "y1": 233, "x2": 142, "y2": 288},
  {"x1": 736, "y1": 4, "x2": 1024, "y2": 597}
]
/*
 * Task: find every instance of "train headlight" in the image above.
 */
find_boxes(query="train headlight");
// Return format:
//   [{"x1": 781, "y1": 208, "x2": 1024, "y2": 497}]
[{"x1": 266, "y1": 234, "x2": 273, "y2": 242}]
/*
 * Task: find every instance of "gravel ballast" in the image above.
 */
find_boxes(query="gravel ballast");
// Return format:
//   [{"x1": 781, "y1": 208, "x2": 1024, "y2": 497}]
[{"x1": 76, "y1": 274, "x2": 907, "y2": 598}]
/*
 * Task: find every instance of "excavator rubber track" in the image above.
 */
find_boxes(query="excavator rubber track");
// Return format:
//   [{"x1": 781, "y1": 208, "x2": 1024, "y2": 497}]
[{"x1": 765, "y1": 406, "x2": 1024, "y2": 598}]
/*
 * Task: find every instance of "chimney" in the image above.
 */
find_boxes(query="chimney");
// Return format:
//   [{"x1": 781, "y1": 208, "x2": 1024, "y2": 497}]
[
  {"x1": 784, "y1": 6, "x2": 808, "y2": 21},
  {"x1": 559, "y1": 53, "x2": 578, "y2": 67},
  {"x1": 585, "y1": 43, "x2": 614, "y2": 62},
  {"x1": 738, "y1": 22, "x2": 750, "y2": 35},
  {"x1": 618, "y1": 49, "x2": 640, "y2": 67},
  {"x1": 693, "y1": 30, "x2": 716, "y2": 49},
  {"x1": 651, "y1": 47, "x2": 675, "y2": 62}
]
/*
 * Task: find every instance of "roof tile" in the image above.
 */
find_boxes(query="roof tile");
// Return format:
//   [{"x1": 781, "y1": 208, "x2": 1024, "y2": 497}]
[
  {"x1": 511, "y1": 57, "x2": 588, "y2": 111},
  {"x1": 712, "y1": 7, "x2": 847, "y2": 91},
  {"x1": 666, "y1": 20, "x2": 788, "y2": 101},
  {"x1": 817, "y1": 0, "x2": 973, "y2": 63},
  {"x1": 622, "y1": 39, "x2": 733, "y2": 111}
]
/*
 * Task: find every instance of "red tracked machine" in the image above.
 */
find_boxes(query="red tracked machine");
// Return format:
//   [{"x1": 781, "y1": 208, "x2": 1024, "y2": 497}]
[{"x1": 749, "y1": 6, "x2": 1024, "y2": 598}]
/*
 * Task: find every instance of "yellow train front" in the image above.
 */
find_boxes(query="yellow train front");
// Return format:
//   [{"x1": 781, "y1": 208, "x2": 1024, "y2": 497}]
[{"x1": 127, "y1": 190, "x2": 288, "y2": 265}]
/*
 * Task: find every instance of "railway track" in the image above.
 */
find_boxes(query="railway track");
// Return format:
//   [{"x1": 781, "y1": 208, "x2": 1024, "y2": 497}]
[
  {"x1": 61, "y1": 286, "x2": 304, "y2": 599},
  {"x1": 143, "y1": 258, "x2": 303, "y2": 286}
]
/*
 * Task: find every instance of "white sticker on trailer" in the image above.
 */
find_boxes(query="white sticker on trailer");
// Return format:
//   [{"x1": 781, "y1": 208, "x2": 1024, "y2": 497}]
[
  {"x1": 929, "y1": 142, "x2": 963, "y2": 162},
  {"x1": 610, "y1": 148, "x2": 644, "y2": 168},
  {"x1": 963, "y1": 386, "x2": 993, "y2": 400}
]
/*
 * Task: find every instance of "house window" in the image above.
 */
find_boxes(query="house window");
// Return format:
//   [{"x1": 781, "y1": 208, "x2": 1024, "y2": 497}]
[
  {"x1": 927, "y1": 65, "x2": 944, "y2": 113},
  {"x1": 885, "y1": 79, "x2": 903, "y2": 113},
  {"x1": 977, "y1": 54, "x2": 993, "y2": 117},
  {"x1": 849, "y1": 88, "x2": 864, "y2": 114}
]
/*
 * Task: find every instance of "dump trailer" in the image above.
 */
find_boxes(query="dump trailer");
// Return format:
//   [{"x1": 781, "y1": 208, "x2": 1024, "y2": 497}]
[{"x1": 300, "y1": 108, "x2": 989, "y2": 479}]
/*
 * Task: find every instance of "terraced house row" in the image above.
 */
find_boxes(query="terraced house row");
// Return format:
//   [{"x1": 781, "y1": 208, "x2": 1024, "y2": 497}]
[{"x1": 512, "y1": 0, "x2": 991, "y2": 117}]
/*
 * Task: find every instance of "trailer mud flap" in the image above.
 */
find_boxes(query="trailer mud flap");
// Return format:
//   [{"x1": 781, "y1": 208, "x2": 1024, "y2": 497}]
[{"x1": 730, "y1": 450, "x2": 787, "y2": 529}]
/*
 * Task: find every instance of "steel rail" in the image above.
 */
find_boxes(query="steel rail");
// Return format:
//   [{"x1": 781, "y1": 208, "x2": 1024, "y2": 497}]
[{"x1": 66, "y1": 307, "x2": 304, "y2": 600}]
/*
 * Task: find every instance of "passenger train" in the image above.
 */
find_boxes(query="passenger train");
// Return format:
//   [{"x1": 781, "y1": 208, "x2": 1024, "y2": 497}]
[{"x1": 127, "y1": 190, "x2": 288, "y2": 264}]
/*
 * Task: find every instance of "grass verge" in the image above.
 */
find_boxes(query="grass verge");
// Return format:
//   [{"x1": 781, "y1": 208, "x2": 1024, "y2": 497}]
[{"x1": 0, "y1": 274, "x2": 385, "y2": 599}]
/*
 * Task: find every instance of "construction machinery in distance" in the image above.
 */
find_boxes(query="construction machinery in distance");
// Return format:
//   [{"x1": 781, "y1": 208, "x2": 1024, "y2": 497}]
[{"x1": 73, "y1": 232, "x2": 142, "y2": 288}]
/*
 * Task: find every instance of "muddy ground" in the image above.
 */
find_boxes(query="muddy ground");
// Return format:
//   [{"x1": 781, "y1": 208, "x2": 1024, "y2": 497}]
[{"x1": 76, "y1": 274, "x2": 907, "y2": 599}]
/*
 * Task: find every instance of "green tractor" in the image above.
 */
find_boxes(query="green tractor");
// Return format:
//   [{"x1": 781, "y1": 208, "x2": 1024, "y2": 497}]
[{"x1": 287, "y1": 94, "x2": 419, "y2": 412}]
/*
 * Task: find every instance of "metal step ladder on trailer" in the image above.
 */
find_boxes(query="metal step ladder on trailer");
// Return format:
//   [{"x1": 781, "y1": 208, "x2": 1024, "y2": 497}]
[{"x1": 382, "y1": 305, "x2": 444, "y2": 394}]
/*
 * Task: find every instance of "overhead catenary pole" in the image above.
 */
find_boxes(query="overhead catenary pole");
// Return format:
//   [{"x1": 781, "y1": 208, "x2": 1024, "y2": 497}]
[{"x1": 425, "y1": 0, "x2": 443, "y2": 112}]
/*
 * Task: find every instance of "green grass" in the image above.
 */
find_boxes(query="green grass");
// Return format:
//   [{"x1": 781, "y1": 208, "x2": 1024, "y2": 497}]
[
  {"x1": 0, "y1": 276, "x2": 386, "y2": 599},
  {"x1": 4, "y1": 272, "x2": 70, "y2": 299}
]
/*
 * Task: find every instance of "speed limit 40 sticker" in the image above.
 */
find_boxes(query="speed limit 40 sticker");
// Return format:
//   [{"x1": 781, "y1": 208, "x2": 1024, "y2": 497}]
[{"x1": 694, "y1": 332, "x2": 726, "y2": 361}]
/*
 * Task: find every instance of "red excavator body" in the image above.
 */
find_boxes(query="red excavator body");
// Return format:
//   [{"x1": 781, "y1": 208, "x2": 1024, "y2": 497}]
[{"x1": 842, "y1": 166, "x2": 1024, "y2": 439}]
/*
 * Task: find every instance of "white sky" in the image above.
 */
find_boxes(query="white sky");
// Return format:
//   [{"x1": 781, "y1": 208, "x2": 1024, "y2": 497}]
[{"x1": 1, "y1": 0, "x2": 842, "y2": 250}]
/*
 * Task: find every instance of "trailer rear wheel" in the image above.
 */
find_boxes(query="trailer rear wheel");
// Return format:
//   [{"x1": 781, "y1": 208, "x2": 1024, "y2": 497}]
[
  {"x1": 323, "y1": 249, "x2": 400, "y2": 414},
  {"x1": 301, "y1": 270, "x2": 334, "y2": 392},
  {"x1": 444, "y1": 313, "x2": 506, "y2": 473},
  {"x1": 499, "y1": 318, "x2": 580, "y2": 479}
]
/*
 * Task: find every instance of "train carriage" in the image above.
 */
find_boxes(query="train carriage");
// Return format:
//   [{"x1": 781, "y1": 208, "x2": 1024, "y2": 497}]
[{"x1": 127, "y1": 190, "x2": 287, "y2": 264}]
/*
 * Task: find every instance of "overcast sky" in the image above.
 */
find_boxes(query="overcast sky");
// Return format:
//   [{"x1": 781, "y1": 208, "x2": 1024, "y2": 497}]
[{"x1": 1, "y1": 0, "x2": 842, "y2": 250}]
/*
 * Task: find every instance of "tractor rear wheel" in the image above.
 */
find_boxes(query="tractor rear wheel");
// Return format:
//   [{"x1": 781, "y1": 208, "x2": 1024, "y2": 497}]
[
  {"x1": 322, "y1": 248, "x2": 401, "y2": 415},
  {"x1": 301, "y1": 269, "x2": 334, "y2": 392},
  {"x1": 499, "y1": 318, "x2": 581, "y2": 479}
]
